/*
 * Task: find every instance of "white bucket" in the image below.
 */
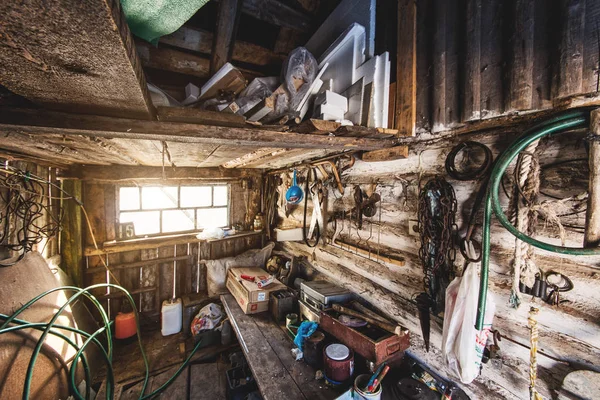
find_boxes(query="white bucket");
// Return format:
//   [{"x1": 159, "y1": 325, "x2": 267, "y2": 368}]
[
  {"x1": 161, "y1": 298, "x2": 182, "y2": 336},
  {"x1": 353, "y1": 374, "x2": 382, "y2": 400}
]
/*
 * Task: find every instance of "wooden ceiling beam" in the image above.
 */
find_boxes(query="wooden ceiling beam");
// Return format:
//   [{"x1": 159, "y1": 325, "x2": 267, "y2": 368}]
[
  {"x1": 0, "y1": 108, "x2": 396, "y2": 151},
  {"x1": 160, "y1": 26, "x2": 284, "y2": 67},
  {"x1": 59, "y1": 165, "x2": 262, "y2": 181},
  {"x1": 211, "y1": 0, "x2": 244, "y2": 74}
]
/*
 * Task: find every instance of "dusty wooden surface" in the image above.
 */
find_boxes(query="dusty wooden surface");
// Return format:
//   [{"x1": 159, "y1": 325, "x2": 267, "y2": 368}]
[
  {"x1": 274, "y1": 125, "x2": 600, "y2": 399},
  {"x1": 221, "y1": 294, "x2": 335, "y2": 400},
  {"x1": 0, "y1": 0, "x2": 153, "y2": 119}
]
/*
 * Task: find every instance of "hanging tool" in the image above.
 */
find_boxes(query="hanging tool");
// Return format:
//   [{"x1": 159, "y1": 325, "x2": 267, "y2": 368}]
[
  {"x1": 303, "y1": 168, "x2": 321, "y2": 247},
  {"x1": 308, "y1": 178, "x2": 324, "y2": 240},
  {"x1": 286, "y1": 169, "x2": 304, "y2": 204},
  {"x1": 417, "y1": 176, "x2": 457, "y2": 351},
  {"x1": 445, "y1": 141, "x2": 494, "y2": 263},
  {"x1": 314, "y1": 160, "x2": 344, "y2": 195}
]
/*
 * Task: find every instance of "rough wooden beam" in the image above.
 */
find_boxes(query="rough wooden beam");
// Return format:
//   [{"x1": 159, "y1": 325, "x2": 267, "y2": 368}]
[
  {"x1": 61, "y1": 180, "x2": 84, "y2": 286},
  {"x1": 160, "y1": 25, "x2": 284, "y2": 67},
  {"x1": 507, "y1": 0, "x2": 535, "y2": 111},
  {"x1": 292, "y1": 119, "x2": 341, "y2": 134},
  {"x1": 58, "y1": 165, "x2": 262, "y2": 181},
  {"x1": 585, "y1": 109, "x2": 600, "y2": 247},
  {"x1": 462, "y1": 0, "x2": 481, "y2": 121},
  {"x1": 157, "y1": 106, "x2": 246, "y2": 127},
  {"x1": 136, "y1": 41, "x2": 210, "y2": 78},
  {"x1": 0, "y1": 108, "x2": 396, "y2": 151},
  {"x1": 211, "y1": 0, "x2": 243, "y2": 74},
  {"x1": 361, "y1": 146, "x2": 409, "y2": 162},
  {"x1": 239, "y1": 0, "x2": 314, "y2": 32},
  {"x1": 222, "y1": 148, "x2": 290, "y2": 168},
  {"x1": 556, "y1": 0, "x2": 585, "y2": 98},
  {"x1": 395, "y1": 0, "x2": 417, "y2": 136},
  {"x1": 0, "y1": 0, "x2": 153, "y2": 119}
]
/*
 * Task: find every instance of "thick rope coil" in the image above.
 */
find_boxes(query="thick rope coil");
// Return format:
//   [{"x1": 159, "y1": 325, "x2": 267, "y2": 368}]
[
  {"x1": 528, "y1": 307, "x2": 543, "y2": 400},
  {"x1": 508, "y1": 140, "x2": 541, "y2": 308}
]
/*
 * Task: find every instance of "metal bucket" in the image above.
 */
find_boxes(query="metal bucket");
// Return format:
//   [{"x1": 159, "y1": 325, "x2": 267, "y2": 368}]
[{"x1": 353, "y1": 374, "x2": 382, "y2": 400}]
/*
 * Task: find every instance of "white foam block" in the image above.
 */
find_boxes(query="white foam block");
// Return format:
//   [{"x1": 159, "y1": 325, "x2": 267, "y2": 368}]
[
  {"x1": 315, "y1": 90, "x2": 348, "y2": 112},
  {"x1": 317, "y1": 104, "x2": 345, "y2": 120}
]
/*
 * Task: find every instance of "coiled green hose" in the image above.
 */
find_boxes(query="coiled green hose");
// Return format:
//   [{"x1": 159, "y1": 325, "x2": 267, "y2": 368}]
[
  {"x1": 0, "y1": 284, "x2": 203, "y2": 399},
  {"x1": 476, "y1": 110, "x2": 600, "y2": 330}
]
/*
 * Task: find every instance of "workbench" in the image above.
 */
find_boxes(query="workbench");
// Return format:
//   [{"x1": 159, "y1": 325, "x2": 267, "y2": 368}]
[{"x1": 221, "y1": 293, "x2": 339, "y2": 400}]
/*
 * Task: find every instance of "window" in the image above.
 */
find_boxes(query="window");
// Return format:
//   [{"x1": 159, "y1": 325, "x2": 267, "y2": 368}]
[{"x1": 118, "y1": 185, "x2": 229, "y2": 237}]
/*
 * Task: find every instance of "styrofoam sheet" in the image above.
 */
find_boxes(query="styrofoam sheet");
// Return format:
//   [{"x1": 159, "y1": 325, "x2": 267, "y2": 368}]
[{"x1": 318, "y1": 23, "x2": 366, "y2": 94}]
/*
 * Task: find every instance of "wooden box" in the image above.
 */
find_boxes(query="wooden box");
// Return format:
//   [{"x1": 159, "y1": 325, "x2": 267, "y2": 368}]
[
  {"x1": 319, "y1": 309, "x2": 410, "y2": 365},
  {"x1": 226, "y1": 267, "x2": 286, "y2": 314}
]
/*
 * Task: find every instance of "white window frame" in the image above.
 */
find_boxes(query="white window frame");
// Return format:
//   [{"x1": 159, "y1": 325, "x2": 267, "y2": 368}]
[{"x1": 116, "y1": 184, "x2": 231, "y2": 238}]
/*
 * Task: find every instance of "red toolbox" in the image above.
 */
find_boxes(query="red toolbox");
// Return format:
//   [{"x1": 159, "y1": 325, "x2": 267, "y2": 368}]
[{"x1": 319, "y1": 308, "x2": 410, "y2": 365}]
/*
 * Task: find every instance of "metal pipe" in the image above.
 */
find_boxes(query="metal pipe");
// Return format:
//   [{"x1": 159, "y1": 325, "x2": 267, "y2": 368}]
[{"x1": 172, "y1": 245, "x2": 177, "y2": 301}]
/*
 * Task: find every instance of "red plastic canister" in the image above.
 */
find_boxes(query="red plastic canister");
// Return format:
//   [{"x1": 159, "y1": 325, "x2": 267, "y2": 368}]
[
  {"x1": 115, "y1": 312, "x2": 137, "y2": 339},
  {"x1": 323, "y1": 343, "x2": 354, "y2": 384}
]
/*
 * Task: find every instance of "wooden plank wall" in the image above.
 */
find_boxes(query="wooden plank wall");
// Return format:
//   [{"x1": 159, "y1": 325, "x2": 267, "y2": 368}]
[
  {"x1": 273, "y1": 126, "x2": 598, "y2": 399},
  {"x1": 81, "y1": 179, "x2": 262, "y2": 316},
  {"x1": 410, "y1": 0, "x2": 600, "y2": 133},
  {"x1": 0, "y1": 159, "x2": 60, "y2": 264}
]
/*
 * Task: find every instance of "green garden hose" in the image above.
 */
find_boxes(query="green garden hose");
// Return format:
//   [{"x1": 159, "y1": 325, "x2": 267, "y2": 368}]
[
  {"x1": 476, "y1": 110, "x2": 599, "y2": 330},
  {"x1": 0, "y1": 283, "x2": 204, "y2": 399}
]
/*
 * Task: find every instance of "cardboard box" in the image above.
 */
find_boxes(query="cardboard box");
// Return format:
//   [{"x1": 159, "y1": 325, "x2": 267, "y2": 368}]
[{"x1": 226, "y1": 267, "x2": 286, "y2": 314}]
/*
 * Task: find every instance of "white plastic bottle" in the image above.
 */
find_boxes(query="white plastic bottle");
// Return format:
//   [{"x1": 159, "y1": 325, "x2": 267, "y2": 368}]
[{"x1": 161, "y1": 298, "x2": 182, "y2": 336}]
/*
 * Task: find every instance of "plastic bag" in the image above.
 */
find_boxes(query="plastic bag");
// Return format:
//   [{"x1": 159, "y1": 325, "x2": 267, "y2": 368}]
[
  {"x1": 282, "y1": 47, "x2": 317, "y2": 108},
  {"x1": 293, "y1": 321, "x2": 318, "y2": 351},
  {"x1": 197, "y1": 227, "x2": 224, "y2": 240},
  {"x1": 190, "y1": 303, "x2": 223, "y2": 336},
  {"x1": 442, "y1": 263, "x2": 495, "y2": 384},
  {"x1": 235, "y1": 77, "x2": 279, "y2": 115}
]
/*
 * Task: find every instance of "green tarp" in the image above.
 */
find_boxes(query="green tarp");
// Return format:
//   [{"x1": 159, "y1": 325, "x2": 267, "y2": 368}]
[{"x1": 121, "y1": 0, "x2": 210, "y2": 44}]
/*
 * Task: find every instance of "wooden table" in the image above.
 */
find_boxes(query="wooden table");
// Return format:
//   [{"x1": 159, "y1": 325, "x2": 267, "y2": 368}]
[{"x1": 221, "y1": 294, "x2": 338, "y2": 400}]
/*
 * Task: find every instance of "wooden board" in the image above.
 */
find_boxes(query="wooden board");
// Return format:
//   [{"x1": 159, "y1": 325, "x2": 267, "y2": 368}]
[
  {"x1": 221, "y1": 294, "x2": 334, "y2": 400},
  {"x1": 211, "y1": 0, "x2": 243, "y2": 74},
  {"x1": 160, "y1": 25, "x2": 284, "y2": 68},
  {"x1": 361, "y1": 146, "x2": 409, "y2": 162},
  {"x1": 0, "y1": 108, "x2": 396, "y2": 152},
  {"x1": 395, "y1": 0, "x2": 417, "y2": 136},
  {"x1": 189, "y1": 363, "x2": 227, "y2": 400},
  {"x1": 0, "y1": 0, "x2": 153, "y2": 119}
]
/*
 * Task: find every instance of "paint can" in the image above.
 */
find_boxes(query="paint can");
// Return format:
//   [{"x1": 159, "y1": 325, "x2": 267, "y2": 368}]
[
  {"x1": 304, "y1": 331, "x2": 325, "y2": 368},
  {"x1": 353, "y1": 374, "x2": 382, "y2": 400},
  {"x1": 323, "y1": 343, "x2": 354, "y2": 385}
]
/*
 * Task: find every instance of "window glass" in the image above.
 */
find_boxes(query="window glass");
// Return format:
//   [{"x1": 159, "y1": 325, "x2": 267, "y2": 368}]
[
  {"x1": 118, "y1": 185, "x2": 229, "y2": 237},
  {"x1": 141, "y1": 187, "x2": 178, "y2": 209},
  {"x1": 197, "y1": 207, "x2": 228, "y2": 229},
  {"x1": 119, "y1": 211, "x2": 160, "y2": 235},
  {"x1": 213, "y1": 186, "x2": 228, "y2": 206},
  {"x1": 162, "y1": 209, "x2": 195, "y2": 233},
  {"x1": 119, "y1": 187, "x2": 140, "y2": 211},
  {"x1": 181, "y1": 186, "x2": 212, "y2": 207}
]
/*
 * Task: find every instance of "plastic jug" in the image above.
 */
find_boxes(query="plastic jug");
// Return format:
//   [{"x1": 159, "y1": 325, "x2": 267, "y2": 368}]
[
  {"x1": 161, "y1": 298, "x2": 182, "y2": 336},
  {"x1": 115, "y1": 312, "x2": 137, "y2": 339}
]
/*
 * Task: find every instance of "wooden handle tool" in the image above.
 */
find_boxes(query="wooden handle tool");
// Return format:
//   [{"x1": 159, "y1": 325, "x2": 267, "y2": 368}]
[{"x1": 332, "y1": 304, "x2": 407, "y2": 336}]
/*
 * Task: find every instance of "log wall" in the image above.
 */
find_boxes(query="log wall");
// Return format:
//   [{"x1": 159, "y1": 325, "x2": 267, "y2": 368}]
[
  {"x1": 273, "y1": 126, "x2": 599, "y2": 399},
  {"x1": 406, "y1": 0, "x2": 600, "y2": 134}
]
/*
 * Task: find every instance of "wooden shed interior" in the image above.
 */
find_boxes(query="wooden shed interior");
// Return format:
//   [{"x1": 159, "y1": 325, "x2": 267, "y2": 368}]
[{"x1": 1, "y1": 0, "x2": 600, "y2": 399}]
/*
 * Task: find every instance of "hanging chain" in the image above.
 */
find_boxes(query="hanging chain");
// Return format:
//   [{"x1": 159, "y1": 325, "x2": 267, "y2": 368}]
[{"x1": 418, "y1": 176, "x2": 457, "y2": 313}]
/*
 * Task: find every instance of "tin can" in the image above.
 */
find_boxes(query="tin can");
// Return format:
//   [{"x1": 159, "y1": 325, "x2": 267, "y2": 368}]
[{"x1": 323, "y1": 343, "x2": 354, "y2": 384}]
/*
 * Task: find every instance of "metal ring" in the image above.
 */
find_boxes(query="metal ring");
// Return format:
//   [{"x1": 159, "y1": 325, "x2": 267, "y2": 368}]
[{"x1": 445, "y1": 141, "x2": 493, "y2": 181}]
